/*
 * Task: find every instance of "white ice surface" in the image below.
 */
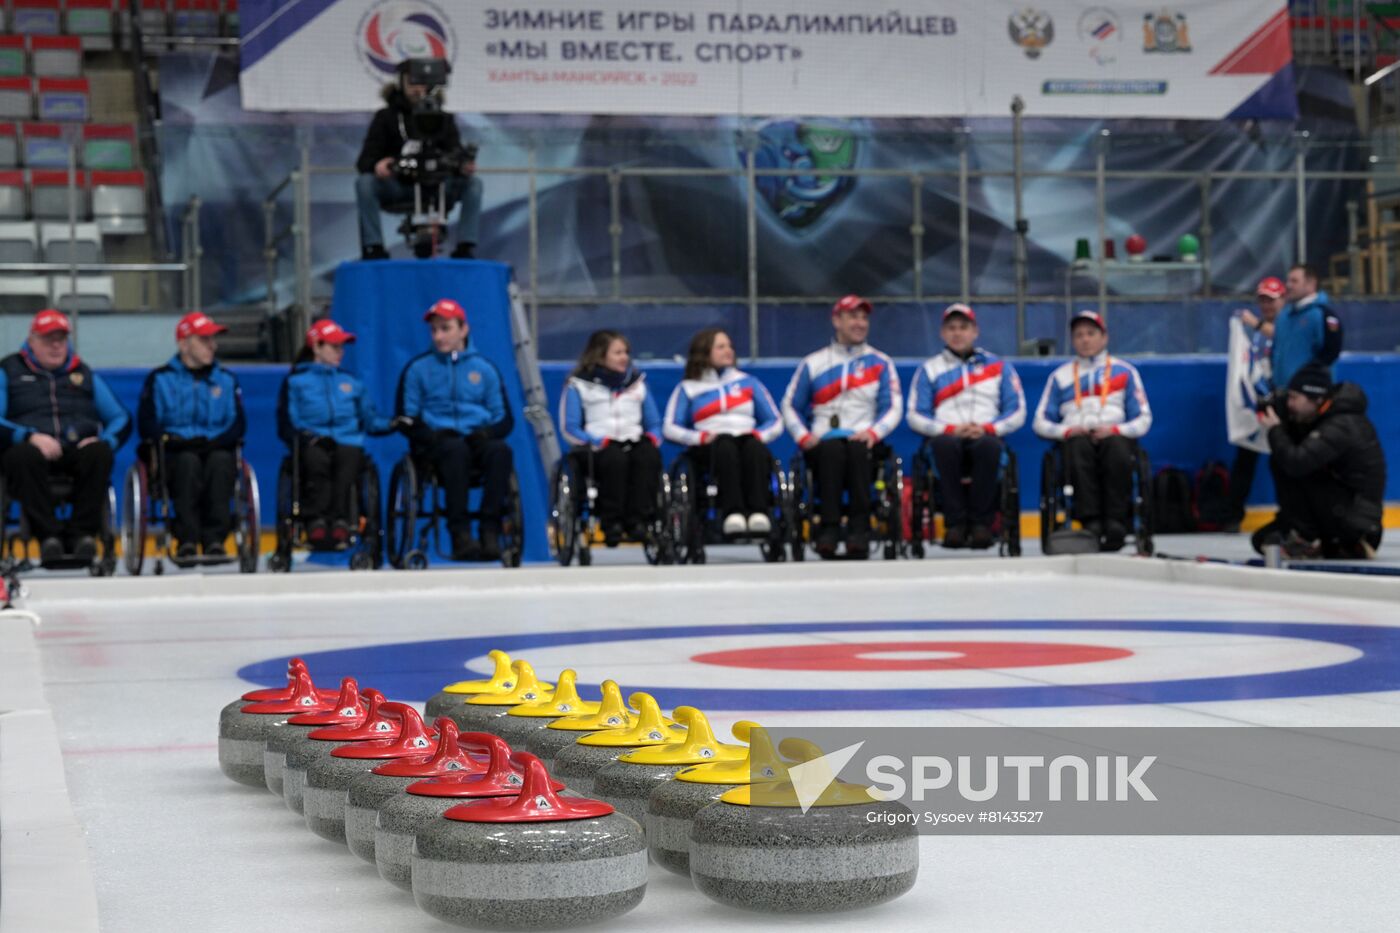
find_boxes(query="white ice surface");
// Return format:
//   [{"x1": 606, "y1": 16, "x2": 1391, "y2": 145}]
[{"x1": 25, "y1": 554, "x2": 1400, "y2": 933}]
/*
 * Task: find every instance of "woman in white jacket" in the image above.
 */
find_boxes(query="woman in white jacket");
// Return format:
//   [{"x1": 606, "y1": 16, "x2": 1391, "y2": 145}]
[{"x1": 663, "y1": 328, "x2": 782, "y2": 536}]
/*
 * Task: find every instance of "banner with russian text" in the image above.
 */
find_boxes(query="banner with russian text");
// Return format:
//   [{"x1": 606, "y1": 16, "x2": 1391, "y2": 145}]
[{"x1": 239, "y1": 1, "x2": 1294, "y2": 118}]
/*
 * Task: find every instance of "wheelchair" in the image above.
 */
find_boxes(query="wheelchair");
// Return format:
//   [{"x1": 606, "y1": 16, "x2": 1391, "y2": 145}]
[
  {"x1": 120, "y1": 437, "x2": 261, "y2": 575},
  {"x1": 1038, "y1": 440, "x2": 1154, "y2": 556},
  {"x1": 787, "y1": 442, "x2": 904, "y2": 561},
  {"x1": 549, "y1": 447, "x2": 670, "y2": 567},
  {"x1": 385, "y1": 450, "x2": 525, "y2": 569},
  {"x1": 908, "y1": 441, "x2": 1021, "y2": 558},
  {"x1": 664, "y1": 448, "x2": 791, "y2": 565},
  {"x1": 267, "y1": 440, "x2": 383, "y2": 573},
  {"x1": 0, "y1": 471, "x2": 117, "y2": 576}
]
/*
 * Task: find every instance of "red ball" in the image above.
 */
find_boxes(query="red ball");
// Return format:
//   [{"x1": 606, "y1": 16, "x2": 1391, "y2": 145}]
[{"x1": 1125, "y1": 234, "x2": 1147, "y2": 255}]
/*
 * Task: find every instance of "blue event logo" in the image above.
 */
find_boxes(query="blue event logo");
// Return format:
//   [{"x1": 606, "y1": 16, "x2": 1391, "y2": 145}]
[
  {"x1": 356, "y1": 0, "x2": 457, "y2": 80},
  {"x1": 746, "y1": 119, "x2": 857, "y2": 230}
]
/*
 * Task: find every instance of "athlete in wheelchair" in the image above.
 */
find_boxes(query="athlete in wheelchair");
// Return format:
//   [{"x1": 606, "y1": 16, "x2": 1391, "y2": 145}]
[
  {"x1": 552, "y1": 329, "x2": 665, "y2": 566},
  {"x1": 0, "y1": 309, "x2": 128, "y2": 573},
  {"x1": 127, "y1": 311, "x2": 259, "y2": 574},
  {"x1": 269, "y1": 319, "x2": 392, "y2": 572},
  {"x1": 663, "y1": 327, "x2": 788, "y2": 563},
  {"x1": 907, "y1": 303, "x2": 1026, "y2": 555},
  {"x1": 1033, "y1": 310, "x2": 1154, "y2": 555},
  {"x1": 782, "y1": 295, "x2": 904, "y2": 561},
  {"x1": 389, "y1": 298, "x2": 523, "y2": 567}
]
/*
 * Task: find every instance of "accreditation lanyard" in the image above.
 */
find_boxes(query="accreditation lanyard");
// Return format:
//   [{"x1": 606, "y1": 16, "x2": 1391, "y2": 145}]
[{"x1": 1072, "y1": 355, "x2": 1113, "y2": 410}]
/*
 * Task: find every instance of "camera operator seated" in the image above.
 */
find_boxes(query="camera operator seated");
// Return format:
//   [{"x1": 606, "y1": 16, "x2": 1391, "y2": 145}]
[
  {"x1": 1254, "y1": 365, "x2": 1385, "y2": 559},
  {"x1": 0, "y1": 310, "x2": 130, "y2": 564},
  {"x1": 355, "y1": 58, "x2": 482, "y2": 261}
]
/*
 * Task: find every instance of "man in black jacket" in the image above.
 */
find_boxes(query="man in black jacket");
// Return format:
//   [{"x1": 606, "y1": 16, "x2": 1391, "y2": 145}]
[
  {"x1": 1254, "y1": 364, "x2": 1386, "y2": 559},
  {"x1": 354, "y1": 63, "x2": 481, "y2": 260}
]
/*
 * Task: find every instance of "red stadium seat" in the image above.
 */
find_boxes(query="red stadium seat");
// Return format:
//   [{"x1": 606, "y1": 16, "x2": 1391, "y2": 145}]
[
  {"x1": 29, "y1": 36, "x2": 83, "y2": 79},
  {"x1": 36, "y1": 77, "x2": 90, "y2": 123},
  {"x1": 91, "y1": 169, "x2": 145, "y2": 234},
  {"x1": 21, "y1": 121, "x2": 70, "y2": 168},
  {"x1": 30, "y1": 168, "x2": 89, "y2": 220},
  {"x1": 173, "y1": 0, "x2": 220, "y2": 37},
  {"x1": 0, "y1": 124, "x2": 18, "y2": 169},
  {"x1": 66, "y1": 0, "x2": 117, "y2": 52},
  {"x1": 11, "y1": 0, "x2": 62, "y2": 37},
  {"x1": 0, "y1": 78, "x2": 32, "y2": 122},
  {"x1": 0, "y1": 37, "x2": 26, "y2": 80},
  {"x1": 0, "y1": 170, "x2": 29, "y2": 219},
  {"x1": 81, "y1": 123, "x2": 136, "y2": 170}
]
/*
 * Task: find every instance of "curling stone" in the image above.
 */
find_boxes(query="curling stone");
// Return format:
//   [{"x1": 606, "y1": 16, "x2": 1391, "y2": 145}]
[
  {"x1": 413, "y1": 754, "x2": 647, "y2": 930},
  {"x1": 218, "y1": 670, "x2": 334, "y2": 787},
  {"x1": 425, "y1": 651, "x2": 553, "y2": 720},
  {"x1": 220, "y1": 657, "x2": 336, "y2": 721},
  {"x1": 344, "y1": 719, "x2": 486, "y2": 864},
  {"x1": 304, "y1": 702, "x2": 436, "y2": 843},
  {"x1": 524, "y1": 680, "x2": 633, "y2": 768},
  {"x1": 263, "y1": 677, "x2": 365, "y2": 797},
  {"x1": 645, "y1": 725, "x2": 821, "y2": 876},
  {"x1": 282, "y1": 689, "x2": 396, "y2": 815},
  {"x1": 375, "y1": 733, "x2": 556, "y2": 891},
  {"x1": 592, "y1": 707, "x2": 747, "y2": 833},
  {"x1": 689, "y1": 775, "x2": 919, "y2": 913},
  {"x1": 447, "y1": 661, "x2": 553, "y2": 735},
  {"x1": 551, "y1": 692, "x2": 685, "y2": 798},
  {"x1": 494, "y1": 669, "x2": 600, "y2": 749}
]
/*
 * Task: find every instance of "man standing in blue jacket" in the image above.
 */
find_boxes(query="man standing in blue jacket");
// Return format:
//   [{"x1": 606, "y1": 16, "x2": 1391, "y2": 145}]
[
  {"x1": 1271, "y1": 263, "x2": 1342, "y2": 392},
  {"x1": 396, "y1": 298, "x2": 513, "y2": 561},
  {"x1": 0, "y1": 309, "x2": 130, "y2": 564},
  {"x1": 138, "y1": 311, "x2": 245, "y2": 558}
]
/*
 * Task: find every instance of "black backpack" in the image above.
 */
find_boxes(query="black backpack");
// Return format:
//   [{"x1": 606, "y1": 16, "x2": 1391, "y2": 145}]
[
  {"x1": 1152, "y1": 468, "x2": 1196, "y2": 534},
  {"x1": 1193, "y1": 461, "x2": 1234, "y2": 531}
]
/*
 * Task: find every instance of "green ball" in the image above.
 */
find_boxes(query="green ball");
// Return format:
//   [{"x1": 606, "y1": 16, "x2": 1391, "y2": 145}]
[{"x1": 1178, "y1": 234, "x2": 1200, "y2": 257}]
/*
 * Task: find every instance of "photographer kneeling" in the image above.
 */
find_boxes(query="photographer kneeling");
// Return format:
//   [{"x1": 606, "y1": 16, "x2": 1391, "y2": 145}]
[
  {"x1": 354, "y1": 58, "x2": 481, "y2": 260},
  {"x1": 1254, "y1": 364, "x2": 1386, "y2": 559}
]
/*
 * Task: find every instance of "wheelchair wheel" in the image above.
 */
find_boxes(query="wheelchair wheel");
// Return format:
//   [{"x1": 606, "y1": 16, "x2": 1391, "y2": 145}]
[
  {"x1": 667, "y1": 466, "x2": 703, "y2": 565},
  {"x1": 645, "y1": 473, "x2": 673, "y2": 566},
  {"x1": 878, "y1": 455, "x2": 904, "y2": 561},
  {"x1": 270, "y1": 456, "x2": 294, "y2": 573},
  {"x1": 405, "y1": 549, "x2": 429, "y2": 570},
  {"x1": 908, "y1": 451, "x2": 931, "y2": 560},
  {"x1": 788, "y1": 458, "x2": 808, "y2": 562},
  {"x1": 90, "y1": 486, "x2": 117, "y2": 577},
  {"x1": 1001, "y1": 450, "x2": 1022, "y2": 558},
  {"x1": 1039, "y1": 449, "x2": 1060, "y2": 554},
  {"x1": 550, "y1": 463, "x2": 577, "y2": 567},
  {"x1": 235, "y1": 460, "x2": 261, "y2": 574},
  {"x1": 1134, "y1": 448, "x2": 1155, "y2": 557},
  {"x1": 386, "y1": 458, "x2": 419, "y2": 570},
  {"x1": 120, "y1": 462, "x2": 147, "y2": 576},
  {"x1": 756, "y1": 460, "x2": 787, "y2": 564},
  {"x1": 500, "y1": 473, "x2": 525, "y2": 568}
]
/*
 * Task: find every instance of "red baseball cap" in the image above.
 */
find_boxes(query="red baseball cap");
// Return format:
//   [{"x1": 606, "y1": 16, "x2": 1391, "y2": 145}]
[
  {"x1": 30, "y1": 309, "x2": 70, "y2": 335},
  {"x1": 424, "y1": 298, "x2": 467, "y2": 322},
  {"x1": 942, "y1": 302, "x2": 977, "y2": 324},
  {"x1": 305, "y1": 319, "x2": 356, "y2": 346},
  {"x1": 1256, "y1": 277, "x2": 1286, "y2": 299},
  {"x1": 1070, "y1": 309, "x2": 1107, "y2": 333},
  {"x1": 831, "y1": 294, "x2": 873, "y2": 316},
  {"x1": 175, "y1": 311, "x2": 227, "y2": 340}
]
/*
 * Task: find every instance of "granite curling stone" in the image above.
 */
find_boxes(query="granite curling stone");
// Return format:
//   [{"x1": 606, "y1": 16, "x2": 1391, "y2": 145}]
[
  {"x1": 304, "y1": 702, "x2": 437, "y2": 844},
  {"x1": 222, "y1": 656, "x2": 336, "y2": 717},
  {"x1": 645, "y1": 724, "x2": 821, "y2": 876},
  {"x1": 425, "y1": 651, "x2": 553, "y2": 721},
  {"x1": 448, "y1": 661, "x2": 554, "y2": 735},
  {"x1": 282, "y1": 688, "x2": 396, "y2": 815},
  {"x1": 592, "y1": 707, "x2": 747, "y2": 834},
  {"x1": 263, "y1": 677, "x2": 365, "y2": 797},
  {"x1": 345, "y1": 718, "x2": 486, "y2": 864},
  {"x1": 494, "y1": 669, "x2": 600, "y2": 750},
  {"x1": 412, "y1": 753, "x2": 647, "y2": 931},
  {"x1": 550, "y1": 692, "x2": 685, "y2": 798},
  {"x1": 375, "y1": 733, "x2": 556, "y2": 891},
  {"x1": 524, "y1": 679, "x2": 632, "y2": 769},
  {"x1": 689, "y1": 775, "x2": 919, "y2": 913},
  {"x1": 218, "y1": 670, "x2": 334, "y2": 787}
]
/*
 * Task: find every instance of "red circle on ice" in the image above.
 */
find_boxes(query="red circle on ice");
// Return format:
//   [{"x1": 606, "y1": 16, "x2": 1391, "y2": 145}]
[{"x1": 691, "y1": 641, "x2": 1133, "y2": 672}]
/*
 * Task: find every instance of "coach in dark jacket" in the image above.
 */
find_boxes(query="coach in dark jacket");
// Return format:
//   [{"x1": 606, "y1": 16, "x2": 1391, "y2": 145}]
[
  {"x1": 1254, "y1": 364, "x2": 1385, "y2": 559},
  {"x1": 0, "y1": 310, "x2": 130, "y2": 563},
  {"x1": 353, "y1": 63, "x2": 481, "y2": 260}
]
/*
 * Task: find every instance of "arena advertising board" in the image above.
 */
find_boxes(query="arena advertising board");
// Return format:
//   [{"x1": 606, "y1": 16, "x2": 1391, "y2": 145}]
[{"x1": 239, "y1": 1, "x2": 1294, "y2": 118}]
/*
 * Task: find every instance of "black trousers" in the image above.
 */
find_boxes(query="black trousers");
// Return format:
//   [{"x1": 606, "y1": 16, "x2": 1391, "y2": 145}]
[
  {"x1": 577, "y1": 440, "x2": 660, "y2": 526},
  {"x1": 1227, "y1": 446, "x2": 1264, "y2": 524},
  {"x1": 432, "y1": 433, "x2": 513, "y2": 535},
  {"x1": 1271, "y1": 462, "x2": 1384, "y2": 554},
  {"x1": 806, "y1": 438, "x2": 872, "y2": 529},
  {"x1": 167, "y1": 446, "x2": 235, "y2": 547},
  {"x1": 929, "y1": 434, "x2": 1002, "y2": 528},
  {"x1": 2, "y1": 440, "x2": 112, "y2": 540},
  {"x1": 1063, "y1": 434, "x2": 1135, "y2": 526},
  {"x1": 300, "y1": 439, "x2": 364, "y2": 526},
  {"x1": 690, "y1": 433, "x2": 770, "y2": 517}
]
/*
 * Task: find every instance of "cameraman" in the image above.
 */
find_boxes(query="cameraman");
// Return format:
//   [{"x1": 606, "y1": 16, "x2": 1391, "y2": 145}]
[
  {"x1": 1254, "y1": 364, "x2": 1385, "y2": 559},
  {"x1": 354, "y1": 59, "x2": 481, "y2": 261}
]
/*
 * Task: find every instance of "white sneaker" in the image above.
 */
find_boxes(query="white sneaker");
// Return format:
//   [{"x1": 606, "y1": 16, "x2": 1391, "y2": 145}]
[
  {"x1": 747, "y1": 513, "x2": 771, "y2": 535},
  {"x1": 722, "y1": 513, "x2": 747, "y2": 536}
]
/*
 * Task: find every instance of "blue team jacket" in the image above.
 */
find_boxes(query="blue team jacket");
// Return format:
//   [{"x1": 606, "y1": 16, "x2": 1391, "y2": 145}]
[
  {"x1": 1271, "y1": 291, "x2": 1343, "y2": 390},
  {"x1": 137, "y1": 354, "x2": 244, "y2": 447},
  {"x1": 277, "y1": 362, "x2": 392, "y2": 448},
  {"x1": 395, "y1": 344, "x2": 513, "y2": 444}
]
